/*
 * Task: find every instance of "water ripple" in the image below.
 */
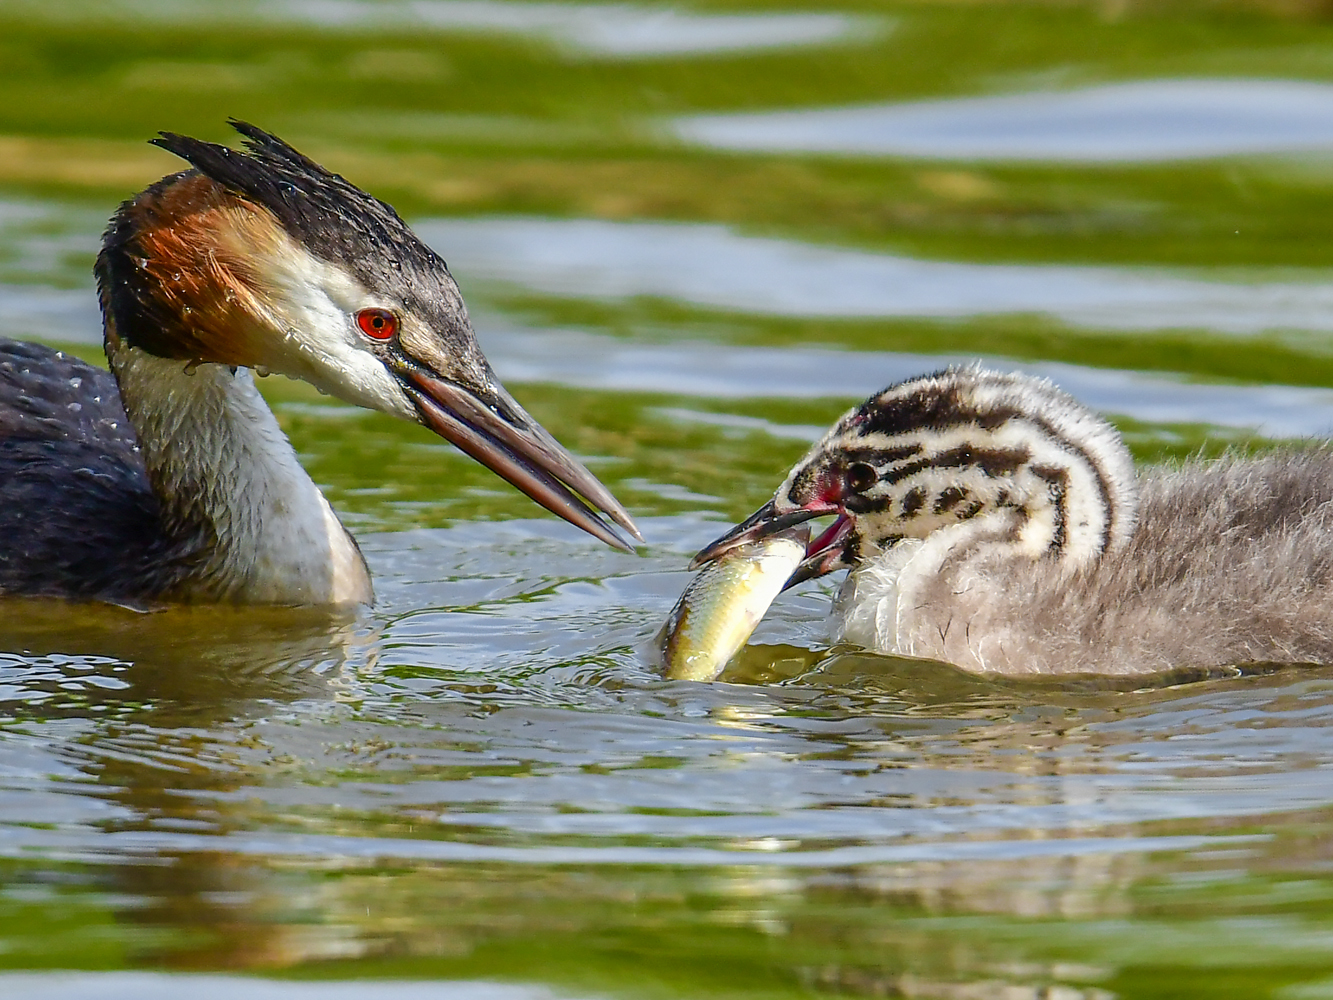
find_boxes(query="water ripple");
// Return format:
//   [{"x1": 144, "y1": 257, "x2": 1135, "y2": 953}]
[{"x1": 673, "y1": 79, "x2": 1333, "y2": 162}]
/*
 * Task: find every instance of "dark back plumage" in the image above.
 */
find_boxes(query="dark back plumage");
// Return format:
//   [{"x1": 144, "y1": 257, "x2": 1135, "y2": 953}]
[{"x1": 0, "y1": 342, "x2": 203, "y2": 603}]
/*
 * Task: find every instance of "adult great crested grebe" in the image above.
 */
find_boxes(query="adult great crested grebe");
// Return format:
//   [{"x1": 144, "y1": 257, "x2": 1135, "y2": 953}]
[
  {"x1": 0, "y1": 121, "x2": 639, "y2": 606},
  {"x1": 693, "y1": 367, "x2": 1333, "y2": 676}
]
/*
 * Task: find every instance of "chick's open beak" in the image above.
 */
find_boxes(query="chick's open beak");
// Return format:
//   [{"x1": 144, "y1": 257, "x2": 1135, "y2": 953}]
[
  {"x1": 689, "y1": 500, "x2": 819, "y2": 568},
  {"x1": 785, "y1": 514, "x2": 854, "y2": 588},
  {"x1": 690, "y1": 499, "x2": 854, "y2": 590},
  {"x1": 404, "y1": 369, "x2": 641, "y2": 552}
]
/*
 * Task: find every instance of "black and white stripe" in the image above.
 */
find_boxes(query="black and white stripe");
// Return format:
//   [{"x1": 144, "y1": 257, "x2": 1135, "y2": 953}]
[{"x1": 777, "y1": 367, "x2": 1138, "y2": 568}]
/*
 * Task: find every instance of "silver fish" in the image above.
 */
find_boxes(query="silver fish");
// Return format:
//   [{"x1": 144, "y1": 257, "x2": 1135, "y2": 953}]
[{"x1": 658, "y1": 525, "x2": 809, "y2": 681}]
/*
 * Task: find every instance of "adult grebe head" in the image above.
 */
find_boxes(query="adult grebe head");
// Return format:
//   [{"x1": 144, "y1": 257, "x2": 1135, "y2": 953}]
[{"x1": 95, "y1": 119, "x2": 639, "y2": 552}]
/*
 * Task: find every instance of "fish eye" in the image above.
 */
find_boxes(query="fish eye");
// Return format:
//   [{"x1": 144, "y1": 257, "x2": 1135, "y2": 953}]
[
  {"x1": 846, "y1": 462, "x2": 878, "y2": 493},
  {"x1": 355, "y1": 307, "x2": 398, "y2": 341}
]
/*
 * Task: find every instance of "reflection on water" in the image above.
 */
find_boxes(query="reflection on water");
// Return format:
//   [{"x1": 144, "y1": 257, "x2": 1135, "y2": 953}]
[
  {"x1": 0, "y1": 284, "x2": 95, "y2": 345},
  {"x1": 9, "y1": 518, "x2": 1333, "y2": 865},
  {"x1": 14, "y1": 0, "x2": 873, "y2": 59},
  {"x1": 0, "y1": 975, "x2": 581, "y2": 1000},
  {"x1": 419, "y1": 216, "x2": 1333, "y2": 334},
  {"x1": 479, "y1": 323, "x2": 1333, "y2": 436},
  {"x1": 6, "y1": 511, "x2": 1333, "y2": 993},
  {"x1": 0, "y1": 600, "x2": 373, "y2": 725},
  {"x1": 0, "y1": 601, "x2": 372, "y2": 857},
  {"x1": 274, "y1": 0, "x2": 872, "y2": 58},
  {"x1": 673, "y1": 78, "x2": 1333, "y2": 162},
  {"x1": 0, "y1": 200, "x2": 100, "y2": 287}
]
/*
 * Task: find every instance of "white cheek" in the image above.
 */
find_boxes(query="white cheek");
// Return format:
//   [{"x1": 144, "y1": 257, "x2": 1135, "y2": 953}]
[
  {"x1": 256, "y1": 246, "x2": 418, "y2": 422},
  {"x1": 302, "y1": 336, "x2": 419, "y2": 422}
]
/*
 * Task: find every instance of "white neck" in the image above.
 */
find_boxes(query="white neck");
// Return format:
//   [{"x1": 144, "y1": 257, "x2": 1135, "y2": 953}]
[{"x1": 108, "y1": 344, "x2": 372, "y2": 605}]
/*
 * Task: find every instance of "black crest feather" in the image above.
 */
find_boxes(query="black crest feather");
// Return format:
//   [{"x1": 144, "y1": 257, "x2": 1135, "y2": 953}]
[{"x1": 149, "y1": 119, "x2": 439, "y2": 282}]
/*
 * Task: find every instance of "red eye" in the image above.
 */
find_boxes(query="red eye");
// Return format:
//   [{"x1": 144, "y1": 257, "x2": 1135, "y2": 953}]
[{"x1": 356, "y1": 308, "x2": 398, "y2": 340}]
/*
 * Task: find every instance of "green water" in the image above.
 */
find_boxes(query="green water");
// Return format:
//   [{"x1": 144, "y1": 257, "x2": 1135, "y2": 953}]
[{"x1": 6, "y1": 2, "x2": 1333, "y2": 998}]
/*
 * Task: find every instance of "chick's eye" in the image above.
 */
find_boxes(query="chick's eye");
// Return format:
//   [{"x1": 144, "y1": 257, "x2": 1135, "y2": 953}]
[
  {"x1": 356, "y1": 308, "x2": 398, "y2": 340},
  {"x1": 846, "y1": 462, "x2": 878, "y2": 493}
]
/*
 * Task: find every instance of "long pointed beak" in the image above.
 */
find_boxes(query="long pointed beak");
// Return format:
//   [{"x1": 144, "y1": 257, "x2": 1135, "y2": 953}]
[{"x1": 403, "y1": 370, "x2": 642, "y2": 552}]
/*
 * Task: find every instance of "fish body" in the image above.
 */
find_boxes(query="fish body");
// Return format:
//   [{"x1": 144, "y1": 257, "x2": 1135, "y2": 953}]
[{"x1": 659, "y1": 526, "x2": 809, "y2": 681}]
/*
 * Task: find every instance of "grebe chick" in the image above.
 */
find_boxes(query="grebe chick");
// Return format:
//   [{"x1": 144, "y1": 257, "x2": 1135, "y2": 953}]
[
  {"x1": 0, "y1": 121, "x2": 639, "y2": 606},
  {"x1": 693, "y1": 367, "x2": 1333, "y2": 677}
]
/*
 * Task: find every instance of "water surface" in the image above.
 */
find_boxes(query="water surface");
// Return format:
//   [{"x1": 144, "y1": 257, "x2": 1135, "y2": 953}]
[
  {"x1": 673, "y1": 78, "x2": 1333, "y2": 162},
  {"x1": 4, "y1": 3, "x2": 1333, "y2": 998},
  {"x1": 12, "y1": 0, "x2": 875, "y2": 58},
  {"x1": 419, "y1": 215, "x2": 1333, "y2": 333}
]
